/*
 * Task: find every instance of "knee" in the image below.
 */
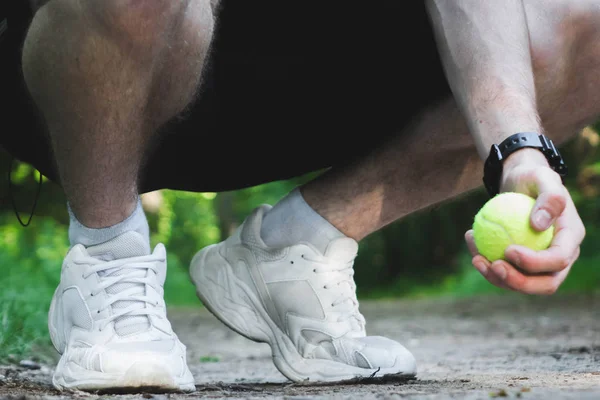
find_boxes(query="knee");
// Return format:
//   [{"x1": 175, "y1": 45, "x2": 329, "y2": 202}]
[
  {"x1": 524, "y1": 0, "x2": 600, "y2": 142},
  {"x1": 41, "y1": 0, "x2": 214, "y2": 49},
  {"x1": 84, "y1": 0, "x2": 193, "y2": 47},
  {"x1": 528, "y1": 1, "x2": 600, "y2": 87}
]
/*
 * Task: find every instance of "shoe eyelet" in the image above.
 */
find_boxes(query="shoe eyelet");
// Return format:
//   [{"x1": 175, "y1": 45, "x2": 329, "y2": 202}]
[
  {"x1": 290, "y1": 261, "x2": 294, "y2": 264},
  {"x1": 313, "y1": 269, "x2": 316, "y2": 273},
  {"x1": 323, "y1": 285, "x2": 327, "y2": 289}
]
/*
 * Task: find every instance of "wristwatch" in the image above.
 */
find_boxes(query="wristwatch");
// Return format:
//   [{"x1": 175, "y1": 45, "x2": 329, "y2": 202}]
[{"x1": 483, "y1": 132, "x2": 568, "y2": 197}]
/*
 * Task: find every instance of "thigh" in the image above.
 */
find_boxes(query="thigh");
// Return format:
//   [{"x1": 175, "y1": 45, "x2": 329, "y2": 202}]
[{"x1": 139, "y1": 0, "x2": 452, "y2": 193}]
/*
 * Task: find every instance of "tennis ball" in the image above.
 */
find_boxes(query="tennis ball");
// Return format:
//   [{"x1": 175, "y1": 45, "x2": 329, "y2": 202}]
[{"x1": 472, "y1": 192, "x2": 554, "y2": 262}]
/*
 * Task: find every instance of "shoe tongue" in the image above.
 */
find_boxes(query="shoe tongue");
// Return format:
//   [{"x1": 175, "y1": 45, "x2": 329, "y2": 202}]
[
  {"x1": 86, "y1": 231, "x2": 152, "y2": 336},
  {"x1": 324, "y1": 238, "x2": 358, "y2": 262}
]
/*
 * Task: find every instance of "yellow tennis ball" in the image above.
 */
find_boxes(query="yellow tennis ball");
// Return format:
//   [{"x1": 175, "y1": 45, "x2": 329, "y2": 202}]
[{"x1": 472, "y1": 192, "x2": 554, "y2": 262}]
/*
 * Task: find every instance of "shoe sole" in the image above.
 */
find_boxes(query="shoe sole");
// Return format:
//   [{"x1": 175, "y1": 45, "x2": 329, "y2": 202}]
[
  {"x1": 52, "y1": 357, "x2": 196, "y2": 392},
  {"x1": 190, "y1": 244, "x2": 416, "y2": 384},
  {"x1": 49, "y1": 289, "x2": 195, "y2": 393}
]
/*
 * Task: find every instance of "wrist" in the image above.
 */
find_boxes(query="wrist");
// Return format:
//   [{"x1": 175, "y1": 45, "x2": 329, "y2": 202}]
[
  {"x1": 469, "y1": 91, "x2": 542, "y2": 156},
  {"x1": 483, "y1": 132, "x2": 566, "y2": 197},
  {"x1": 502, "y1": 147, "x2": 550, "y2": 171}
]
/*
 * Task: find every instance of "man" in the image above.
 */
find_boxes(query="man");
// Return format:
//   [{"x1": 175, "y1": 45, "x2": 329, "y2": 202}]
[{"x1": 0, "y1": 0, "x2": 591, "y2": 392}]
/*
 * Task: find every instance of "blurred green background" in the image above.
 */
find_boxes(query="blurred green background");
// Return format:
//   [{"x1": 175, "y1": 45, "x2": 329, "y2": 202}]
[{"x1": 1, "y1": 126, "x2": 600, "y2": 362}]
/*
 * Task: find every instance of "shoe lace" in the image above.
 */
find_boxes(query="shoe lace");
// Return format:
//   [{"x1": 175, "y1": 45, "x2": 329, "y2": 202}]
[
  {"x1": 75, "y1": 253, "x2": 165, "y2": 331},
  {"x1": 306, "y1": 254, "x2": 366, "y2": 328}
]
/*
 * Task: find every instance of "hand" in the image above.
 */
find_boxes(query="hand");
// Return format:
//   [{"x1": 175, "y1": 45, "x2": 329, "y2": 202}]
[{"x1": 465, "y1": 148, "x2": 585, "y2": 295}]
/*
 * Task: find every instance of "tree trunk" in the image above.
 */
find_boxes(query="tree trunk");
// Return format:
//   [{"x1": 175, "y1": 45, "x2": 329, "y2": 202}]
[{"x1": 216, "y1": 191, "x2": 237, "y2": 242}]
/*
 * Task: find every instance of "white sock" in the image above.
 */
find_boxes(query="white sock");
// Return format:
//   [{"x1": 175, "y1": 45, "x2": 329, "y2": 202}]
[
  {"x1": 260, "y1": 187, "x2": 345, "y2": 254},
  {"x1": 68, "y1": 198, "x2": 150, "y2": 252}
]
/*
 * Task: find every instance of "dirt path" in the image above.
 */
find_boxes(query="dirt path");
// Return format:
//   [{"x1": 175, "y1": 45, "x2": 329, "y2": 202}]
[{"x1": 2, "y1": 293, "x2": 600, "y2": 399}]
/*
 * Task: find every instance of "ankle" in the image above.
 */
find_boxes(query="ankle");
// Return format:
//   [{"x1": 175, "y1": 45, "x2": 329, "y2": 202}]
[
  {"x1": 68, "y1": 198, "x2": 150, "y2": 250},
  {"x1": 260, "y1": 188, "x2": 344, "y2": 254}
]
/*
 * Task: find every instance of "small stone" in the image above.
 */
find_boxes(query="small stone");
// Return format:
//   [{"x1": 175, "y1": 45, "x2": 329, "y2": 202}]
[{"x1": 19, "y1": 360, "x2": 41, "y2": 370}]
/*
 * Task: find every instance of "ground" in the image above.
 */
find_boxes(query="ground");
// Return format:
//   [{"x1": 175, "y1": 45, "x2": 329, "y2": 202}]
[{"x1": 1, "y1": 293, "x2": 600, "y2": 399}]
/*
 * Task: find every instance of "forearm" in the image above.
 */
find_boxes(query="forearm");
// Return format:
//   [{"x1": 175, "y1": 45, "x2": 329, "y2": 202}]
[{"x1": 426, "y1": 0, "x2": 542, "y2": 159}]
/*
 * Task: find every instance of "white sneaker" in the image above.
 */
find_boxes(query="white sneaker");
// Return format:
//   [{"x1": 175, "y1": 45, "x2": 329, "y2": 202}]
[
  {"x1": 190, "y1": 205, "x2": 416, "y2": 383},
  {"x1": 49, "y1": 231, "x2": 195, "y2": 392}
]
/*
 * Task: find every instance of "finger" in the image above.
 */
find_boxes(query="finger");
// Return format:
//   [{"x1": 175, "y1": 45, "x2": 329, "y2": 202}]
[
  {"x1": 472, "y1": 255, "x2": 511, "y2": 290},
  {"x1": 488, "y1": 257, "x2": 574, "y2": 295},
  {"x1": 465, "y1": 230, "x2": 479, "y2": 257},
  {"x1": 506, "y1": 201, "x2": 585, "y2": 273},
  {"x1": 506, "y1": 239, "x2": 579, "y2": 274},
  {"x1": 472, "y1": 254, "x2": 491, "y2": 270},
  {"x1": 530, "y1": 189, "x2": 567, "y2": 231}
]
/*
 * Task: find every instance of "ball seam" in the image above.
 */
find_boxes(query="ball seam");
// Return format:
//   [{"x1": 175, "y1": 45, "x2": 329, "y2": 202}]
[{"x1": 477, "y1": 214, "x2": 517, "y2": 246}]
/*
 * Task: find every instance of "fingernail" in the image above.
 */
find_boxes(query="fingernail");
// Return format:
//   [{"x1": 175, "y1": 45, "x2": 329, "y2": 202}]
[
  {"x1": 534, "y1": 209, "x2": 552, "y2": 229},
  {"x1": 491, "y1": 264, "x2": 507, "y2": 280}
]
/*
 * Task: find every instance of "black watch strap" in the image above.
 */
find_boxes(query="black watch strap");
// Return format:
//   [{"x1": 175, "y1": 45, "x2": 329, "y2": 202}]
[{"x1": 483, "y1": 132, "x2": 568, "y2": 197}]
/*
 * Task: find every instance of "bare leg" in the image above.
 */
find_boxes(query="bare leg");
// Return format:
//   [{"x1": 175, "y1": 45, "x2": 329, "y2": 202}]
[
  {"x1": 23, "y1": 2, "x2": 220, "y2": 391},
  {"x1": 302, "y1": 0, "x2": 600, "y2": 240},
  {"x1": 21, "y1": 0, "x2": 215, "y2": 228}
]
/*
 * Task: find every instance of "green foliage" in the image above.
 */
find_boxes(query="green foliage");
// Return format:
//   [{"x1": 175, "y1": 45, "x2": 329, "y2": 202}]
[
  {"x1": 232, "y1": 171, "x2": 321, "y2": 221},
  {"x1": 150, "y1": 190, "x2": 220, "y2": 306},
  {"x1": 365, "y1": 240, "x2": 600, "y2": 300},
  {"x1": 0, "y1": 214, "x2": 66, "y2": 362}
]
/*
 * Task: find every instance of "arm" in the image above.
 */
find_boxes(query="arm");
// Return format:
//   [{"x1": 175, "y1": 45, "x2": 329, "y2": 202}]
[
  {"x1": 426, "y1": 0, "x2": 585, "y2": 295},
  {"x1": 425, "y1": 0, "x2": 542, "y2": 159}
]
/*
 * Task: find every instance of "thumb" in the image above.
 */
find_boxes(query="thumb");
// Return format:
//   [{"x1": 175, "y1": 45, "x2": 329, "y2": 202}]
[{"x1": 531, "y1": 190, "x2": 567, "y2": 231}]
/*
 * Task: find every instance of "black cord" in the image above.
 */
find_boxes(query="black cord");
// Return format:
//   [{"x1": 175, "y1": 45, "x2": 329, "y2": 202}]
[
  {"x1": 7, "y1": 156, "x2": 43, "y2": 227},
  {"x1": 369, "y1": 367, "x2": 381, "y2": 378}
]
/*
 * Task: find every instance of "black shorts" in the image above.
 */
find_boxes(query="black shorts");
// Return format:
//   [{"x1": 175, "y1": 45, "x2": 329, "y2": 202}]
[{"x1": 1, "y1": 1, "x2": 451, "y2": 194}]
